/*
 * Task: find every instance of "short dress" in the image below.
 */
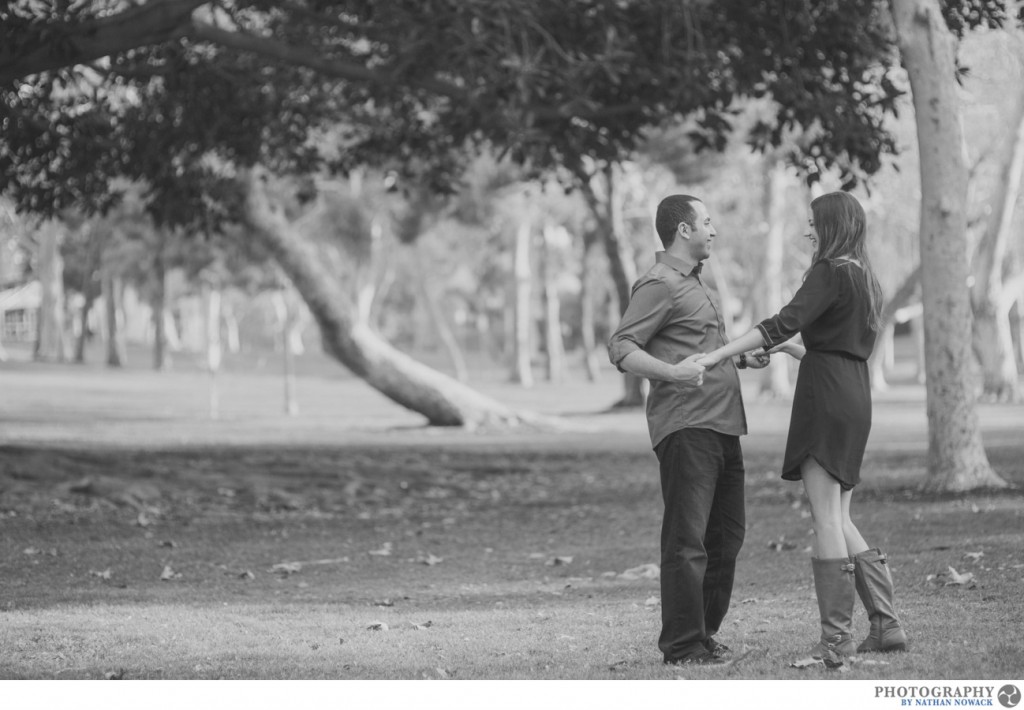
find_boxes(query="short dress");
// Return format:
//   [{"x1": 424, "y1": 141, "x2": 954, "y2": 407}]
[{"x1": 756, "y1": 259, "x2": 877, "y2": 490}]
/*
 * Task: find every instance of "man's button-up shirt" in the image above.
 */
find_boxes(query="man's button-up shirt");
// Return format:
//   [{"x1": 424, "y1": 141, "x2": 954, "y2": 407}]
[{"x1": 607, "y1": 251, "x2": 747, "y2": 448}]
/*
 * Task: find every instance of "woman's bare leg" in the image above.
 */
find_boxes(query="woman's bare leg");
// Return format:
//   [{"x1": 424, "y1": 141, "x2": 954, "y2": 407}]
[
  {"x1": 801, "y1": 459, "x2": 847, "y2": 559},
  {"x1": 840, "y1": 487, "x2": 870, "y2": 556}
]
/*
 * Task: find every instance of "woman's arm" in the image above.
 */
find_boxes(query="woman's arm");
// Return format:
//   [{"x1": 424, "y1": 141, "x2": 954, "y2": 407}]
[
  {"x1": 768, "y1": 339, "x2": 806, "y2": 361},
  {"x1": 696, "y1": 329, "x2": 767, "y2": 368}
]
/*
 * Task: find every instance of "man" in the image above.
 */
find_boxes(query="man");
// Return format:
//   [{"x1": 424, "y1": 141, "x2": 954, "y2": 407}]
[{"x1": 608, "y1": 194, "x2": 765, "y2": 666}]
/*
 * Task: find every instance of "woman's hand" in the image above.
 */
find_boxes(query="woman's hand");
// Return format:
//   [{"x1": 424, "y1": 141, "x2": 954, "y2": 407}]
[{"x1": 767, "y1": 339, "x2": 805, "y2": 360}]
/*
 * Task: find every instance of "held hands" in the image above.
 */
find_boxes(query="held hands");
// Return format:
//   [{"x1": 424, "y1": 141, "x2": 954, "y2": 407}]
[
  {"x1": 694, "y1": 350, "x2": 770, "y2": 371},
  {"x1": 744, "y1": 351, "x2": 771, "y2": 369},
  {"x1": 669, "y1": 353, "x2": 706, "y2": 386}
]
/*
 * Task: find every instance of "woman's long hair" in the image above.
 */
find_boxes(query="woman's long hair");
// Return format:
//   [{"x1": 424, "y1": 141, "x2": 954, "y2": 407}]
[{"x1": 810, "y1": 191, "x2": 884, "y2": 331}]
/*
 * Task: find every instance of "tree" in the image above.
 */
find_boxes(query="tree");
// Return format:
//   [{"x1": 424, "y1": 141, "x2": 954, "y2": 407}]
[
  {"x1": 3, "y1": 0, "x2": 1017, "y2": 441},
  {"x1": 890, "y1": 0, "x2": 1008, "y2": 490},
  {"x1": 242, "y1": 167, "x2": 536, "y2": 428}
]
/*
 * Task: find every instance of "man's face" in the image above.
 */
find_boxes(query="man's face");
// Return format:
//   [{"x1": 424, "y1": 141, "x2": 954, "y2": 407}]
[{"x1": 682, "y1": 201, "x2": 716, "y2": 261}]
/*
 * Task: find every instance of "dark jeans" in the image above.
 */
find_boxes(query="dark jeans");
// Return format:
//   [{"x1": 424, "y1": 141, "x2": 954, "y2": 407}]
[{"x1": 654, "y1": 428, "x2": 746, "y2": 662}]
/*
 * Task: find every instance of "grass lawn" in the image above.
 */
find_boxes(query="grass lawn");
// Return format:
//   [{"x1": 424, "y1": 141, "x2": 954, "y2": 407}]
[{"x1": 1, "y1": 352, "x2": 1023, "y2": 684}]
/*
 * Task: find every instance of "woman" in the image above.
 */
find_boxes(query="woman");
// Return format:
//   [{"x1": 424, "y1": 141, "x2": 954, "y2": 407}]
[{"x1": 697, "y1": 191, "x2": 907, "y2": 668}]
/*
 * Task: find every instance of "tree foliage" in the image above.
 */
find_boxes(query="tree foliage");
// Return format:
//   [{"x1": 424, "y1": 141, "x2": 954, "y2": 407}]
[{"x1": 6, "y1": 0, "x2": 1014, "y2": 228}]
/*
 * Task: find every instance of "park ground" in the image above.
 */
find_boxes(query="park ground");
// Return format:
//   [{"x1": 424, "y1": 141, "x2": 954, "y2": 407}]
[{"x1": 1, "y1": 342, "x2": 1023, "y2": 683}]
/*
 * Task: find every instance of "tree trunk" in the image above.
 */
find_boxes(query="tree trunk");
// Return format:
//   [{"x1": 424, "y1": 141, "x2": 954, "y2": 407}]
[
  {"x1": 222, "y1": 299, "x2": 241, "y2": 354},
  {"x1": 202, "y1": 282, "x2": 223, "y2": 419},
  {"x1": 577, "y1": 162, "x2": 644, "y2": 407},
  {"x1": 74, "y1": 292, "x2": 95, "y2": 363},
  {"x1": 271, "y1": 289, "x2": 300, "y2": 417},
  {"x1": 579, "y1": 230, "x2": 601, "y2": 382},
  {"x1": 102, "y1": 271, "x2": 127, "y2": 367},
  {"x1": 892, "y1": 0, "x2": 1006, "y2": 490},
  {"x1": 970, "y1": 92, "x2": 1024, "y2": 402},
  {"x1": 242, "y1": 168, "x2": 532, "y2": 429},
  {"x1": 541, "y1": 223, "x2": 566, "y2": 384},
  {"x1": 512, "y1": 216, "x2": 534, "y2": 387},
  {"x1": 416, "y1": 255, "x2": 469, "y2": 383},
  {"x1": 757, "y1": 159, "x2": 792, "y2": 398},
  {"x1": 869, "y1": 265, "x2": 921, "y2": 391},
  {"x1": 152, "y1": 246, "x2": 169, "y2": 371},
  {"x1": 34, "y1": 220, "x2": 67, "y2": 363}
]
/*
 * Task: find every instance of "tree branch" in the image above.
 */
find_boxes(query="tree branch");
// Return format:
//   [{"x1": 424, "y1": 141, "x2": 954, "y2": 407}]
[{"x1": 0, "y1": 0, "x2": 208, "y2": 85}]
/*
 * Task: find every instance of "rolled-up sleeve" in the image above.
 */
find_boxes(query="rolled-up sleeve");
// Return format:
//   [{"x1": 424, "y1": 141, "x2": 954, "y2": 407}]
[
  {"x1": 757, "y1": 261, "x2": 839, "y2": 349},
  {"x1": 608, "y1": 279, "x2": 671, "y2": 372}
]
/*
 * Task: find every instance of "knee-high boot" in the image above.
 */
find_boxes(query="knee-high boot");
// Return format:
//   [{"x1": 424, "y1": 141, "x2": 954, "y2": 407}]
[
  {"x1": 853, "y1": 548, "x2": 908, "y2": 653},
  {"x1": 793, "y1": 557, "x2": 857, "y2": 668}
]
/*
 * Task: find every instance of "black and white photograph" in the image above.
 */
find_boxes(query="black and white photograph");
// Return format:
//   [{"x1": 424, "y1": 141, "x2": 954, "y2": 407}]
[{"x1": 1, "y1": 1, "x2": 1023, "y2": 708}]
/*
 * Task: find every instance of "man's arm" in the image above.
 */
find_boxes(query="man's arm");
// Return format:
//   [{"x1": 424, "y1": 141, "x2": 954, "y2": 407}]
[{"x1": 618, "y1": 349, "x2": 705, "y2": 385}]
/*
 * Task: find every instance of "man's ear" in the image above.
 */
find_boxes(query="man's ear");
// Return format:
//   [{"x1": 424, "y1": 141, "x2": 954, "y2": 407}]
[{"x1": 677, "y1": 223, "x2": 689, "y2": 240}]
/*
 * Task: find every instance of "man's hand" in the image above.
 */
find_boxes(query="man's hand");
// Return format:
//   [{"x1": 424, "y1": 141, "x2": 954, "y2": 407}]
[
  {"x1": 744, "y1": 351, "x2": 771, "y2": 369},
  {"x1": 669, "y1": 353, "x2": 706, "y2": 386}
]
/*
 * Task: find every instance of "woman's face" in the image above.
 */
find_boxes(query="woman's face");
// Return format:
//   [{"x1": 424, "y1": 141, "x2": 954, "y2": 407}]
[{"x1": 805, "y1": 216, "x2": 819, "y2": 253}]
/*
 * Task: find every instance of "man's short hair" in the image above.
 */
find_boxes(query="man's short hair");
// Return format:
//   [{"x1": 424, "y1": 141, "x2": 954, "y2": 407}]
[{"x1": 655, "y1": 195, "x2": 701, "y2": 248}]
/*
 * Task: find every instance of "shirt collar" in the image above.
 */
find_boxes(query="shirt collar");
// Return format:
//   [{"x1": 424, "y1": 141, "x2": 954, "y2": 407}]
[{"x1": 656, "y1": 250, "x2": 702, "y2": 277}]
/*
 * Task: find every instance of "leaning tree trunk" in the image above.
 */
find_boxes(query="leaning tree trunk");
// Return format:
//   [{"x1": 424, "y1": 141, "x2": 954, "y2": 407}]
[
  {"x1": 892, "y1": 0, "x2": 1006, "y2": 490},
  {"x1": 34, "y1": 220, "x2": 67, "y2": 363},
  {"x1": 242, "y1": 168, "x2": 533, "y2": 429},
  {"x1": 969, "y1": 91, "x2": 1024, "y2": 402}
]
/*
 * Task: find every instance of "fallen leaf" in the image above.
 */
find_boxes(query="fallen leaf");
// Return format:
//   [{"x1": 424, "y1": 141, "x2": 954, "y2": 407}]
[
  {"x1": 411, "y1": 621, "x2": 433, "y2": 630},
  {"x1": 159, "y1": 540, "x2": 177, "y2": 548},
  {"x1": 618, "y1": 563, "x2": 660, "y2": 580},
  {"x1": 373, "y1": 598, "x2": 394, "y2": 607},
  {"x1": 104, "y1": 669, "x2": 125, "y2": 680},
  {"x1": 790, "y1": 656, "x2": 822, "y2": 669},
  {"x1": 24, "y1": 547, "x2": 41, "y2": 556},
  {"x1": 238, "y1": 570, "x2": 255, "y2": 580},
  {"x1": 644, "y1": 596, "x2": 660, "y2": 607},
  {"x1": 419, "y1": 553, "x2": 443, "y2": 566},
  {"x1": 963, "y1": 551, "x2": 984, "y2": 563},
  {"x1": 767, "y1": 539, "x2": 797, "y2": 552},
  {"x1": 608, "y1": 660, "x2": 629, "y2": 672},
  {"x1": 546, "y1": 556, "x2": 573, "y2": 566},
  {"x1": 159, "y1": 565, "x2": 180, "y2": 581},
  {"x1": 90, "y1": 568, "x2": 112, "y2": 580},
  {"x1": 135, "y1": 512, "x2": 152, "y2": 527},
  {"x1": 434, "y1": 667, "x2": 454, "y2": 679},
  {"x1": 945, "y1": 566, "x2": 975, "y2": 586},
  {"x1": 368, "y1": 543, "x2": 393, "y2": 557},
  {"x1": 367, "y1": 622, "x2": 389, "y2": 631},
  {"x1": 271, "y1": 562, "x2": 302, "y2": 576}
]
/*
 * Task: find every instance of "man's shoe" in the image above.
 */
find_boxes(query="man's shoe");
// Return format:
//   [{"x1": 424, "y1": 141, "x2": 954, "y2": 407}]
[
  {"x1": 664, "y1": 650, "x2": 726, "y2": 666},
  {"x1": 704, "y1": 637, "x2": 732, "y2": 659}
]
